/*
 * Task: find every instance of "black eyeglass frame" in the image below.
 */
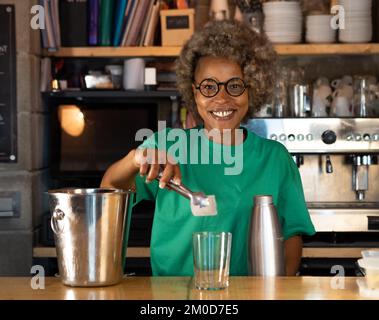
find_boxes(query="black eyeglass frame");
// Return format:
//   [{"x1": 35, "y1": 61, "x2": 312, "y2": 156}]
[{"x1": 194, "y1": 77, "x2": 248, "y2": 98}]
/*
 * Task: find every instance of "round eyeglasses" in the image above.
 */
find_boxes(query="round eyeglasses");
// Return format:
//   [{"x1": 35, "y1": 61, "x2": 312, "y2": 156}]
[{"x1": 194, "y1": 77, "x2": 248, "y2": 98}]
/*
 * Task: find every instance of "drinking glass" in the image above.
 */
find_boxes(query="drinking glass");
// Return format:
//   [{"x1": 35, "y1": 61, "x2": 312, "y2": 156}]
[{"x1": 192, "y1": 231, "x2": 232, "y2": 290}]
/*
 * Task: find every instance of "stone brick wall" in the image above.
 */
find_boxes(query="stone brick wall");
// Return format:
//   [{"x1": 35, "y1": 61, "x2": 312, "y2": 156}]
[{"x1": 0, "y1": 0, "x2": 48, "y2": 275}]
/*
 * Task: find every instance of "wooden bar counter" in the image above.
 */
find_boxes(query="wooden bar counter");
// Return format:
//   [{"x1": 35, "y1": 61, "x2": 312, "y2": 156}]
[{"x1": 0, "y1": 276, "x2": 375, "y2": 300}]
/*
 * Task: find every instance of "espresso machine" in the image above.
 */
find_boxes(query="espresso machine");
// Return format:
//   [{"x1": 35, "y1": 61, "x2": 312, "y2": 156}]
[{"x1": 246, "y1": 118, "x2": 379, "y2": 274}]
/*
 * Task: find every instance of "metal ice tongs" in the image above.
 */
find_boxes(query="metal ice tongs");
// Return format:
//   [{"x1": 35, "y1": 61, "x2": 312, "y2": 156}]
[
  {"x1": 155, "y1": 170, "x2": 218, "y2": 216},
  {"x1": 156, "y1": 172, "x2": 210, "y2": 208}
]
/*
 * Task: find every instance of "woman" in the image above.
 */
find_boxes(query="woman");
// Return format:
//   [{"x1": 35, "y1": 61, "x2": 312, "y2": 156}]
[{"x1": 101, "y1": 20, "x2": 315, "y2": 276}]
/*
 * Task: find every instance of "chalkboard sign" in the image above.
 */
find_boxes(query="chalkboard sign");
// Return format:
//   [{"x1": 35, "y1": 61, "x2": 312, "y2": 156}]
[
  {"x1": 0, "y1": 5, "x2": 17, "y2": 163},
  {"x1": 166, "y1": 16, "x2": 189, "y2": 30}
]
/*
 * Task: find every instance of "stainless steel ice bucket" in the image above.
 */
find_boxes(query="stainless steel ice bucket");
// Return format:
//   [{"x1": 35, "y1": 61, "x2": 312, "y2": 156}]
[{"x1": 48, "y1": 188, "x2": 133, "y2": 287}]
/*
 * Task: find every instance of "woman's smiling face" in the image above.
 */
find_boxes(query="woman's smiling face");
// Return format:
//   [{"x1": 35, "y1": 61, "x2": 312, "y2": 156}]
[{"x1": 193, "y1": 56, "x2": 249, "y2": 132}]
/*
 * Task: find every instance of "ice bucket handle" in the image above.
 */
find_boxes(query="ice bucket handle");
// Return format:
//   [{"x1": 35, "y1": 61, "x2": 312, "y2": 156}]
[{"x1": 51, "y1": 208, "x2": 66, "y2": 234}]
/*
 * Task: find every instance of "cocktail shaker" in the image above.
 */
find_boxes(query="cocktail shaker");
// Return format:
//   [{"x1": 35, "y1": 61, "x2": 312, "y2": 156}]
[{"x1": 248, "y1": 195, "x2": 286, "y2": 276}]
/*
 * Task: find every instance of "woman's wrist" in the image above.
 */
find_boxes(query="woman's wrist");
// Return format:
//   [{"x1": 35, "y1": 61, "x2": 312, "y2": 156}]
[{"x1": 127, "y1": 149, "x2": 140, "y2": 174}]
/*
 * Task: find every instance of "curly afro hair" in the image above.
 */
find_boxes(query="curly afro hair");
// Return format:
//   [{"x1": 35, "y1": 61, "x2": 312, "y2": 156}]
[{"x1": 176, "y1": 19, "x2": 278, "y2": 123}]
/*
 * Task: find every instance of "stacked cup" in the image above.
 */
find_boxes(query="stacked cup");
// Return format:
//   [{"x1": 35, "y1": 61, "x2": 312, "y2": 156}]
[
  {"x1": 357, "y1": 250, "x2": 379, "y2": 297},
  {"x1": 306, "y1": 15, "x2": 336, "y2": 43},
  {"x1": 263, "y1": 1, "x2": 302, "y2": 44},
  {"x1": 339, "y1": 0, "x2": 372, "y2": 43}
]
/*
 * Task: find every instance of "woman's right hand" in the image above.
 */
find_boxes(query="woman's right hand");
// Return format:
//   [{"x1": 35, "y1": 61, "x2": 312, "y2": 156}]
[{"x1": 133, "y1": 148, "x2": 182, "y2": 189}]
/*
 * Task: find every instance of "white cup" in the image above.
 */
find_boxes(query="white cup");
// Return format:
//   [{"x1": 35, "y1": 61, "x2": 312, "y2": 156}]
[
  {"x1": 210, "y1": 0, "x2": 230, "y2": 20},
  {"x1": 312, "y1": 96, "x2": 328, "y2": 117},
  {"x1": 332, "y1": 96, "x2": 353, "y2": 117},
  {"x1": 123, "y1": 58, "x2": 145, "y2": 90},
  {"x1": 312, "y1": 79, "x2": 332, "y2": 117},
  {"x1": 144, "y1": 68, "x2": 157, "y2": 86}
]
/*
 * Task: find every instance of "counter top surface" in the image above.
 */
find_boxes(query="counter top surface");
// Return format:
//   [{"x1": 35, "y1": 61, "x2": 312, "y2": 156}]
[{"x1": 0, "y1": 276, "x2": 375, "y2": 300}]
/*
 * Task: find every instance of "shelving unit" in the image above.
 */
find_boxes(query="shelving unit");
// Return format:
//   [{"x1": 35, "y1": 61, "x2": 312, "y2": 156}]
[
  {"x1": 43, "y1": 43, "x2": 379, "y2": 57},
  {"x1": 38, "y1": 42, "x2": 379, "y2": 271}
]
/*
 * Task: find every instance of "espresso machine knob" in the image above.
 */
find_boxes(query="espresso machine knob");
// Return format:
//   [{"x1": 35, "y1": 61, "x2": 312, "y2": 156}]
[
  {"x1": 270, "y1": 134, "x2": 278, "y2": 141},
  {"x1": 297, "y1": 134, "x2": 304, "y2": 141},
  {"x1": 355, "y1": 134, "x2": 362, "y2": 141},
  {"x1": 321, "y1": 130, "x2": 337, "y2": 144}
]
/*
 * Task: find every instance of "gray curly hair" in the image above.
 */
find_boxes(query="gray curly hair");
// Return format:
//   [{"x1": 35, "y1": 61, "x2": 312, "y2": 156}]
[{"x1": 176, "y1": 19, "x2": 278, "y2": 123}]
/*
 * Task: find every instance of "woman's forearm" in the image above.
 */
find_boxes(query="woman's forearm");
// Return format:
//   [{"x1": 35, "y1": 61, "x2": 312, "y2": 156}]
[
  {"x1": 100, "y1": 149, "x2": 139, "y2": 190},
  {"x1": 284, "y1": 235, "x2": 303, "y2": 276}
]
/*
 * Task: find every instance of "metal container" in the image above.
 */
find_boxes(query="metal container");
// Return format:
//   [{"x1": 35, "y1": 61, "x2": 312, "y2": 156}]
[
  {"x1": 248, "y1": 195, "x2": 285, "y2": 276},
  {"x1": 48, "y1": 188, "x2": 133, "y2": 287},
  {"x1": 353, "y1": 75, "x2": 376, "y2": 117},
  {"x1": 289, "y1": 84, "x2": 311, "y2": 117}
]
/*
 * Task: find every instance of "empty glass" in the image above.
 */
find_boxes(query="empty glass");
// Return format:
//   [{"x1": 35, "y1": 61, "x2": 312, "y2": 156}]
[
  {"x1": 288, "y1": 67, "x2": 311, "y2": 117},
  {"x1": 192, "y1": 231, "x2": 232, "y2": 290},
  {"x1": 272, "y1": 79, "x2": 289, "y2": 117}
]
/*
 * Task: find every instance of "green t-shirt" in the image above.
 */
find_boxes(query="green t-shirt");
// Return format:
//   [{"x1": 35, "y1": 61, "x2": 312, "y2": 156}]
[{"x1": 134, "y1": 126, "x2": 315, "y2": 276}]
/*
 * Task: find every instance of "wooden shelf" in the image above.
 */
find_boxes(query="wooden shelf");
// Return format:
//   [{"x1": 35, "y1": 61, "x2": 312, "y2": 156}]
[
  {"x1": 302, "y1": 247, "x2": 372, "y2": 258},
  {"x1": 43, "y1": 44, "x2": 379, "y2": 57},
  {"x1": 33, "y1": 246, "x2": 151, "y2": 258},
  {"x1": 44, "y1": 46, "x2": 182, "y2": 57},
  {"x1": 42, "y1": 90, "x2": 179, "y2": 99},
  {"x1": 276, "y1": 43, "x2": 379, "y2": 55},
  {"x1": 33, "y1": 246, "x2": 376, "y2": 259}
]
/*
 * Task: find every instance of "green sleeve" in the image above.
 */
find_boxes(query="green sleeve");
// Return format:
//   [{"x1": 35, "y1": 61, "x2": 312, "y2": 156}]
[
  {"x1": 276, "y1": 145, "x2": 316, "y2": 240},
  {"x1": 133, "y1": 128, "x2": 169, "y2": 205},
  {"x1": 134, "y1": 174, "x2": 159, "y2": 205}
]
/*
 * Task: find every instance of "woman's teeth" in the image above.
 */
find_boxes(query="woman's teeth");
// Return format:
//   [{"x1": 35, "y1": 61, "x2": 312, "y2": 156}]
[{"x1": 211, "y1": 110, "x2": 234, "y2": 118}]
